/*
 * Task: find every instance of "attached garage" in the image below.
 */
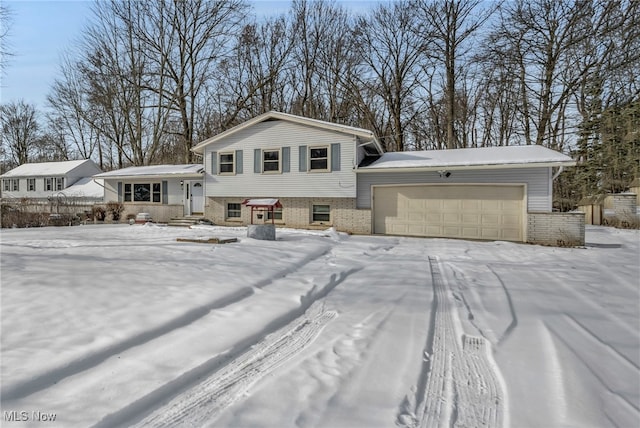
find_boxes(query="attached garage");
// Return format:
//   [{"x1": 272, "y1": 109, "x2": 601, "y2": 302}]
[
  {"x1": 357, "y1": 145, "x2": 577, "y2": 243},
  {"x1": 373, "y1": 184, "x2": 525, "y2": 241}
]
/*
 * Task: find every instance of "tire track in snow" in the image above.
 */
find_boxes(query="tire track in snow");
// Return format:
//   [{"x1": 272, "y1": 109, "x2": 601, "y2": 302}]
[
  {"x1": 400, "y1": 256, "x2": 506, "y2": 428},
  {"x1": 92, "y1": 266, "x2": 361, "y2": 428},
  {"x1": 130, "y1": 304, "x2": 337, "y2": 428},
  {"x1": 1, "y1": 243, "x2": 333, "y2": 402}
]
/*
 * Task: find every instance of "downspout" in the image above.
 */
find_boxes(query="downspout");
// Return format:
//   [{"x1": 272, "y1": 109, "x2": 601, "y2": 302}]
[{"x1": 552, "y1": 166, "x2": 564, "y2": 181}]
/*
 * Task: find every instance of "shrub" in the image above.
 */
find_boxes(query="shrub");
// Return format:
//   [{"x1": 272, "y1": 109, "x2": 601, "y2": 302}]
[
  {"x1": 106, "y1": 201, "x2": 125, "y2": 222},
  {"x1": 92, "y1": 205, "x2": 106, "y2": 221}
]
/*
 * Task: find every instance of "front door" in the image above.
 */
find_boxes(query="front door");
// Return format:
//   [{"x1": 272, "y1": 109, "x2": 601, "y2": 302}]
[{"x1": 190, "y1": 182, "x2": 204, "y2": 215}]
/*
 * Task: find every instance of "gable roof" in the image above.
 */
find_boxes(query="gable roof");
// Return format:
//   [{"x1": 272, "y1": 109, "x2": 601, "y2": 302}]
[
  {"x1": 191, "y1": 111, "x2": 384, "y2": 154},
  {"x1": 0, "y1": 159, "x2": 100, "y2": 178},
  {"x1": 60, "y1": 177, "x2": 104, "y2": 199},
  {"x1": 357, "y1": 145, "x2": 576, "y2": 172},
  {"x1": 94, "y1": 164, "x2": 204, "y2": 179}
]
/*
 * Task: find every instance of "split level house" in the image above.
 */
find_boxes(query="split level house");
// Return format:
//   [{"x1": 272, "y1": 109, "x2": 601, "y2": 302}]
[
  {"x1": 96, "y1": 111, "x2": 582, "y2": 245},
  {"x1": 0, "y1": 159, "x2": 104, "y2": 202}
]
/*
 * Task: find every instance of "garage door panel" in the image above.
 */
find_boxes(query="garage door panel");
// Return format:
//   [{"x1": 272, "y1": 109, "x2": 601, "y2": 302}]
[{"x1": 373, "y1": 185, "x2": 524, "y2": 242}]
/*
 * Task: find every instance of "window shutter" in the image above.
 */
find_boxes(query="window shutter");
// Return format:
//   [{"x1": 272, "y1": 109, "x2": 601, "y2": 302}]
[
  {"x1": 211, "y1": 152, "x2": 217, "y2": 175},
  {"x1": 331, "y1": 143, "x2": 341, "y2": 171},
  {"x1": 254, "y1": 149, "x2": 261, "y2": 173},
  {"x1": 299, "y1": 145, "x2": 307, "y2": 172},
  {"x1": 282, "y1": 147, "x2": 290, "y2": 173},
  {"x1": 236, "y1": 150, "x2": 243, "y2": 174},
  {"x1": 162, "y1": 181, "x2": 168, "y2": 204},
  {"x1": 117, "y1": 182, "x2": 123, "y2": 202}
]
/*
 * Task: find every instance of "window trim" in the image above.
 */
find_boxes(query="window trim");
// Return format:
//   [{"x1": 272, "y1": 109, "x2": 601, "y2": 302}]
[
  {"x1": 308, "y1": 145, "x2": 331, "y2": 172},
  {"x1": 266, "y1": 207, "x2": 284, "y2": 223},
  {"x1": 122, "y1": 182, "x2": 163, "y2": 204},
  {"x1": 218, "y1": 151, "x2": 236, "y2": 175},
  {"x1": 44, "y1": 177, "x2": 63, "y2": 192},
  {"x1": 262, "y1": 148, "x2": 281, "y2": 174},
  {"x1": 226, "y1": 202, "x2": 242, "y2": 221},
  {"x1": 3, "y1": 179, "x2": 19, "y2": 192},
  {"x1": 311, "y1": 204, "x2": 331, "y2": 224}
]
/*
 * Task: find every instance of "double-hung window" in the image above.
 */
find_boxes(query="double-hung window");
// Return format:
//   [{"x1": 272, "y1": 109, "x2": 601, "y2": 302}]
[
  {"x1": 45, "y1": 177, "x2": 63, "y2": 191},
  {"x1": 27, "y1": 178, "x2": 35, "y2": 191},
  {"x1": 266, "y1": 207, "x2": 283, "y2": 222},
  {"x1": 262, "y1": 149, "x2": 280, "y2": 173},
  {"x1": 227, "y1": 203, "x2": 241, "y2": 219},
  {"x1": 309, "y1": 146, "x2": 330, "y2": 171},
  {"x1": 3, "y1": 179, "x2": 19, "y2": 191},
  {"x1": 219, "y1": 152, "x2": 235, "y2": 174},
  {"x1": 312, "y1": 204, "x2": 330, "y2": 223}
]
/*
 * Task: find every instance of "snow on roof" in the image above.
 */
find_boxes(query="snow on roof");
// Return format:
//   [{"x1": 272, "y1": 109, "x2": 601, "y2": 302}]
[
  {"x1": 94, "y1": 164, "x2": 204, "y2": 178},
  {"x1": 60, "y1": 177, "x2": 104, "y2": 199},
  {"x1": 359, "y1": 145, "x2": 575, "y2": 171},
  {"x1": 242, "y1": 198, "x2": 282, "y2": 207},
  {"x1": 1, "y1": 159, "x2": 96, "y2": 177}
]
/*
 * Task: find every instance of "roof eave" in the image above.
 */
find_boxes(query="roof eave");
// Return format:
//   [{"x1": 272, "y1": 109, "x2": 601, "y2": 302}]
[
  {"x1": 192, "y1": 111, "x2": 380, "y2": 154},
  {"x1": 94, "y1": 172, "x2": 204, "y2": 180},
  {"x1": 356, "y1": 160, "x2": 576, "y2": 173}
]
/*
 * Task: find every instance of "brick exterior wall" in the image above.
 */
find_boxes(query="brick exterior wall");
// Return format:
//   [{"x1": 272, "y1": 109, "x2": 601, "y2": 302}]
[
  {"x1": 527, "y1": 212, "x2": 585, "y2": 246},
  {"x1": 120, "y1": 204, "x2": 184, "y2": 223},
  {"x1": 205, "y1": 197, "x2": 372, "y2": 234},
  {"x1": 604, "y1": 193, "x2": 637, "y2": 219}
]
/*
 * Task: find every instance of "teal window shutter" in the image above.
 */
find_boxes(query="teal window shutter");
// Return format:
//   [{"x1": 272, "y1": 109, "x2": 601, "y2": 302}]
[
  {"x1": 162, "y1": 181, "x2": 168, "y2": 204},
  {"x1": 254, "y1": 149, "x2": 261, "y2": 173},
  {"x1": 236, "y1": 150, "x2": 243, "y2": 174},
  {"x1": 282, "y1": 147, "x2": 290, "y2": 173},
  {"x1": 211, "y1": 152, "x2": 217, "y2": 174},
  {"x1": 117, "y1": 182, "x2": 123, "y2": 202},
  {"x1": 331, "y1": 143, "x2": 341, "y2": 171},
  {"x1": 299, "y1": 145, "x2": 307, "y2": 172}
]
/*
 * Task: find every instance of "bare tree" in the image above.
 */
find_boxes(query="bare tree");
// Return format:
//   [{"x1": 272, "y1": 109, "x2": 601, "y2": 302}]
[
  {"x1": 47, "y1": 55, "x2": 101, "y2": 163},
  {"x1": 351, "y1": 1, "x2": 424, "y2": 152},
  {"x1": 0, "y1": 100, "x2": 40, "y2": 166},
  {"x1": 215, "y1": 15, "x2": 294, "y2": 128},
  {"x1": 488, "y1": 0, "x2": 636, "y2": 151},
  {"x1": 0, "y1": 4, "x2": 12, "y2": 71},
  {"x1": 416, "y1": 0, "x2": 495, "y2": 149}
]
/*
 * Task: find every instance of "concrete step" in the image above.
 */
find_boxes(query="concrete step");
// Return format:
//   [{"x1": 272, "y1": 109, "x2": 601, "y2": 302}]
[{"x1": 167, "y1": 216, "x2": 213, "y2": 227}]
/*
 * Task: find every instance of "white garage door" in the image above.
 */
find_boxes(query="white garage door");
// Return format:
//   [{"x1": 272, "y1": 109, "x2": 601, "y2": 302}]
[{"x1": 373, "y1": 185, "x2": 524, "y2": 242}]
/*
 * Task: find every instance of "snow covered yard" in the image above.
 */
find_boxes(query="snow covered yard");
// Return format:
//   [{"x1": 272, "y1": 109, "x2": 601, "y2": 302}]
[{"x1": 1, "y1": 223, "x2": 638, "y2": 428}]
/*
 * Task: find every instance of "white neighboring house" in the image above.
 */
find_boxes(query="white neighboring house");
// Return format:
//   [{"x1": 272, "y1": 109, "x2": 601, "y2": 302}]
[
  {"x1": 94, "y1": 164, "x2": 205, "y2": 222},
  {"x1": 0, "y1": 159, "x2": 103, "y2": 202}
]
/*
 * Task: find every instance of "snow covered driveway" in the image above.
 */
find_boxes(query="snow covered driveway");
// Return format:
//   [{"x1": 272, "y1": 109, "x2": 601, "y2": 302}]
[{"x1": 1, "y1": 224, "x2": 638, "y2": 427}]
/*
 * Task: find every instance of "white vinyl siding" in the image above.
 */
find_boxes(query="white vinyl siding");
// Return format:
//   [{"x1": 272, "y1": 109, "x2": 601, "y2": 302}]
[
  {"x1": 204, "y1": 121, "x2": 358, "y2": 198},
  {"x1": 358, "y1": 167, "x2": 552, "y2": 212}
]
